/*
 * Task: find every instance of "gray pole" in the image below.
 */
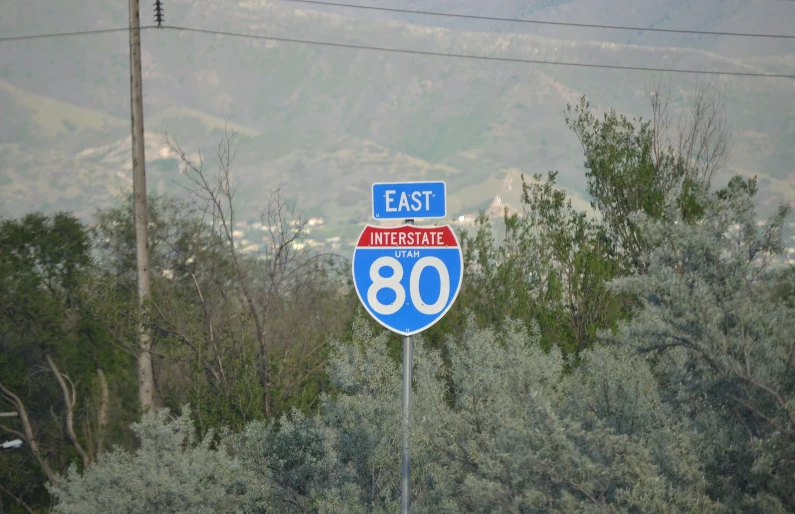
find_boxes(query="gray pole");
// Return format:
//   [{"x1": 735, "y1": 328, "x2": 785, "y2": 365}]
[
  {"x1": 401, "y1": 218, "x2": 414, "y2": 514},
  {"x1": 128, "y1": 0, "x2": 155, "y2": 411}
]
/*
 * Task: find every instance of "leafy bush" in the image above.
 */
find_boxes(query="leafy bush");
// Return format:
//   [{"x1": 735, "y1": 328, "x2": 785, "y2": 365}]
[
  {"x1": 52, "y1": 317, "x2": 719, "y2": 513},
  {"x1": 606, "y1": 177, "x2": 795, "y2": 512},
  {"x1": 52, "y1": 175, "x2": 793, "y2": 512},
  {"x1": 48, "y1": 407, "x2": 270, "y2": 514},
  {"x1": 229, "y1": 317, "x2": 718, "y2": 513}
]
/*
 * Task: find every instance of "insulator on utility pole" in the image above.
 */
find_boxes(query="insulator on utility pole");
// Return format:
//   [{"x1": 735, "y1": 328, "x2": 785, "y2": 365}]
[{"x1": 154, "y1": 0, "x2": 164, "y2": 28}]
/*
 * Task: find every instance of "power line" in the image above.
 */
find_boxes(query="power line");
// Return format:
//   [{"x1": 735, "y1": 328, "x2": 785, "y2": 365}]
[
  {"x1": 0, "y1": 26, "x2": 157, "y2": 41},
  {"x1": 162, "y1": 25, "x2": 795, "y2": 79},
  {"x1": 1, "y1": 24, "x2": 793, "y2": 79},
  {"x1": 280, "y1": 0, "x2": 795, "y2": 40}
]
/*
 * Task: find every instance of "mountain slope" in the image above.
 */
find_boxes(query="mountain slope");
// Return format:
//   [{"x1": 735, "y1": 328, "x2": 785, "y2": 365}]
[{"x1": 1, "y1": 0, "x2": 792, "y2": 234}]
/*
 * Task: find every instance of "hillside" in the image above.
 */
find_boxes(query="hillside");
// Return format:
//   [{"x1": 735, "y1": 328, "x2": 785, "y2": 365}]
[
  {"x1": 302, "y1": 0, "x2": 795, "y2": 57},
  {"x1": 1, "y1": 0, "x2": 793, "y2": 251}
]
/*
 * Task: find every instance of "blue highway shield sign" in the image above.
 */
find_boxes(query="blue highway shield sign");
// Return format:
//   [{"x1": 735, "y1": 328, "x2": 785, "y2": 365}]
[
  {"x1": 352, "y1": 224, "x2": 463, "y2": 335},
  {"x1": 372, "y1": 181, "x2": 446, "y2": 220}
]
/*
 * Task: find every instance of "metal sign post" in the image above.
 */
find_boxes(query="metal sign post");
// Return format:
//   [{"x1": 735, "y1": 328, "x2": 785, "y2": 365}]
[
  {"x1": 352, "y1": 181, "x2": 462, "y2": 514},
  {"x1": 401, "y1": 218, "x2": 414, "y2": 514},
  {"x1": 401, "y1": 332, "x2": 413, "y2": 513}
]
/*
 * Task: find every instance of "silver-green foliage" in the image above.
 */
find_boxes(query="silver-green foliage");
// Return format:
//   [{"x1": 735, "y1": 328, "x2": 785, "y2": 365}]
[
  {"x1": 606, "y1": 178, "x2": 795, "y2": 512},
  {"x1": 231, "y1": 316, "x2": 718, "y2": 513},
  {"x1": 48, "y1": 407, "x2": 270, "y2": 514},
  {"x1": 50, "y1": 316, "x2": 719, "y2": 513},
  {"x1": 59, "y1": 295, "x2": 780, "y2": 514}
]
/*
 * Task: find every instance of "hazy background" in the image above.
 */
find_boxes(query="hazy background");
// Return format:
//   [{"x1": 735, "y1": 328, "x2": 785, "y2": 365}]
[{"x1": 1, "y1": 0, "x2": 793, "y2": 249}]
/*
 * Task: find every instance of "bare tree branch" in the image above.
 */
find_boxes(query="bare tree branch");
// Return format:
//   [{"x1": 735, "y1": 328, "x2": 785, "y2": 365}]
[
  {"x1": 46, "y1": 355, "x2": 91, "y2": 468},
  {"x1": 96, "y1": 368, "x2": 109, "y2": 456},
  {"x1": 649, "y1": 74, "x2": 732, "y2": 190},
  {"x1": 0, "y1": 482, "x2": 35, "y2": 514},
  {"x1": 166, "y1": 127, "x2": 347, "y2": 418},
  {"x1": 155, "y1": 219, "x2": 231, "y2": 396},
  {"x1": 168, "y1": 129, "x2": 274, "y2": 416},
  {"x1": 0, "y1": 381, "x2": 56, "y2": 483}
]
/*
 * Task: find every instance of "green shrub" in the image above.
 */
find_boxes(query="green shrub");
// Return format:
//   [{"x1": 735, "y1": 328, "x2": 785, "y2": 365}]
[{"x1": 48, "y1": 407, "x2": 270, "y2": 514}]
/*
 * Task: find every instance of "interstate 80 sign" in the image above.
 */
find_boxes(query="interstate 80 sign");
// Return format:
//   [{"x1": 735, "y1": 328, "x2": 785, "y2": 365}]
[{"x1": 352, "y1": 182, "x2": 463, "y2": 335}]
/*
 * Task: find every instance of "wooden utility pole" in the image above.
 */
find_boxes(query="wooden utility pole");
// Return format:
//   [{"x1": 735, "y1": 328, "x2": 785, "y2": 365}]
[{"x1": 128, "y1": 0, "x2": 156, "y2": 411}]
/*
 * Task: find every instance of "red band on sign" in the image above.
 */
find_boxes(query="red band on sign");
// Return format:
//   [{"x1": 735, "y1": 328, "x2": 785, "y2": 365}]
[{"x1": 357, "y1": 225, "x2": 458, "y2": 247}]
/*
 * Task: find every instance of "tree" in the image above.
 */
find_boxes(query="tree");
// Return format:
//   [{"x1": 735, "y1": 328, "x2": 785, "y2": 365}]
[
  {"x1": 564, "y1": 78, "x2": 731, "y2": 271},
  {"x1": 455, "y1": 171, "x2": 628, "y2": 355},
  {"x1": 647, "y1": 76, "x2": 732, "y2": 190},
  {"x1": 166, "y1": 128, "x2": 351, "y2": 419},
  {"x1": 0, "y1": 212, "x2": 132, "y2": 512},
  {"x1": 90, "y1": 193, "x2": 235, "y2": 426},
  {"x1": 449, "y1": 79, "x2": 733, "y2": 356},
  {"x1": 606, "y1": 177, "x2": 795, "y2": 511},
  {"x1": 51, "y1": 316, "x2": 722, "y2": 513},
  {"x1": 91, "y1": 188, "x2": 351, "y2": 431},
  {"x1": 238, "y1": 317, "x2": 720, "y2": 513}
]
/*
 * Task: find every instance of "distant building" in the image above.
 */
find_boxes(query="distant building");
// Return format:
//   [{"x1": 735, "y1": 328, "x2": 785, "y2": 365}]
[{"x1": 239, "y1": 244, "x2": 260, "y2": 254}]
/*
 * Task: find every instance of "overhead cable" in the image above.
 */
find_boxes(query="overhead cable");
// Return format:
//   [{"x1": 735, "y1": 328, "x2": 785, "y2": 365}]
[
  {"x1": 1, "y1": 24, "x2": 793, "y2": 79},
  {"x1": 163, "y1": 25, "x2": 795, "y2": 79},
  {"x1": 280, "y1": 0, "x2": 795, "y2": 40}
]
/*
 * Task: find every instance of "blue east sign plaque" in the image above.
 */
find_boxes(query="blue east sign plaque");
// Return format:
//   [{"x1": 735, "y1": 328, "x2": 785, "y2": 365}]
[{"x1": 372, "y1": 181, "x2": 447, "y2": 220}]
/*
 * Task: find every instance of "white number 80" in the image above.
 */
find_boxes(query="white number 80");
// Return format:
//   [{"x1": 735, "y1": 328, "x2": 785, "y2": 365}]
[{"x1": 367, "y1": 256, "x2": 450, "y2": 316}]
